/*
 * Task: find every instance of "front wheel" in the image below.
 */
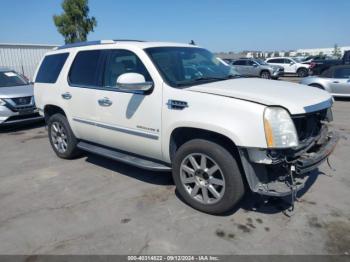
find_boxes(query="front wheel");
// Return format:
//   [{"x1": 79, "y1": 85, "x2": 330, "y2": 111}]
[
  {"x1": 172, "y1": 139, "x2": 245, "y2": 214},
  {"x1": 297, "y1": 68, "x2": 308, "y2": 77},
  {"x1": 260, "y1": 70, "x2": 271, "y2": 79}
]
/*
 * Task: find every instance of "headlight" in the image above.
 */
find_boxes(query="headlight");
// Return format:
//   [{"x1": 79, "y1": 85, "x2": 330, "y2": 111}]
[
  {"x1": 0, "y1": 99, "x2": 6, "y2": 106},
  {"x1": 263, "y1": 107, "x2": 298, "y2": 148}
]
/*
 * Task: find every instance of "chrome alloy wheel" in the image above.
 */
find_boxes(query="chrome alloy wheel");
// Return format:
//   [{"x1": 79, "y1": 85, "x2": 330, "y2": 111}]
[
  {"x1": 180, "y1": 153, "x2": 225, "y2": 204},
  {"x1": 51, "y1": 122, "x2": 68, "y2": 153}
]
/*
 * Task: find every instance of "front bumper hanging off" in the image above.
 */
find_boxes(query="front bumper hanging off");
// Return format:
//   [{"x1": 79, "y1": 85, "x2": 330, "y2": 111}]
[{"x1": 239, "y1": 131, "x2": 339, "y2": 197}]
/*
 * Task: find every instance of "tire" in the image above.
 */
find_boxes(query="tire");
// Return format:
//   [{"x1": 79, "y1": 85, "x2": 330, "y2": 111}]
[
  {"x1": 47, "y1": 113, "x2": 81, "y2": 159},
  {"x1": 172, "y1": 139, "x2": 245, "y2": 214},
  {"x1": 297, "y1": 68, "x2": 308, "y2": 77},
  {"x1": 309, "y1": 83, "x2": 325, "y2": 90},
  {"x1": 260, "y1": 70, "x2": 271, "y2": 79}
]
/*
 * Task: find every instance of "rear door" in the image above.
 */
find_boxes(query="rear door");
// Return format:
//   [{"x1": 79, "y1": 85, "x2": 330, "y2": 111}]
[
  {"x1": 267, "y1": 58, "x2": 285, "y2": 71},
  {"x1": 231, "y1": 60, "x2": 248, "y2": 75},
  {"x1": 62, "y1": 49, "x2": 106, "y2": 143},
  {"x1": 329, "y1": 67, "x2": 350, "y2": 95}
]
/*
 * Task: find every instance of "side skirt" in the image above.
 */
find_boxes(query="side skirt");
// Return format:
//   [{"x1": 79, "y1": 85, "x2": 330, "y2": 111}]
[{"x1": 77, "y1": 141, "x2": 171, "y2": 172}]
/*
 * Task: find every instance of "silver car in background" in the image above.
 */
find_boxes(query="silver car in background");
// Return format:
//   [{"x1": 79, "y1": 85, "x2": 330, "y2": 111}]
[
  {"x1": 230, "y1": 58, "x2": 284, "y2": 79},
  {"x1": 300, "y1": 65, "x2": 350, "y2": 97},
  {"x1": 0, "y1": 68, "x2": 43, "y2": 125}
]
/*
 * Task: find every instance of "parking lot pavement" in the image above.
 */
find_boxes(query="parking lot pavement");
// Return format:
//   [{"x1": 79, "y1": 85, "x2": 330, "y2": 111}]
[{"x1": 0, "y1": 101, "x2": 349, "y2": 255}]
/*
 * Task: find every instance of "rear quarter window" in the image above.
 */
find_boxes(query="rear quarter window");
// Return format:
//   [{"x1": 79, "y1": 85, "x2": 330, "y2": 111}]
[{"x1": 35, "y1": 53, "x2": 69, "y2": 83}]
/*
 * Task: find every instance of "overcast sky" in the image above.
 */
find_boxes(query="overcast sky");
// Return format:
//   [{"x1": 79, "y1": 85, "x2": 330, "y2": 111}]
[{"x1": 0, "y1": 0, "x2": 349, "y2": 52}]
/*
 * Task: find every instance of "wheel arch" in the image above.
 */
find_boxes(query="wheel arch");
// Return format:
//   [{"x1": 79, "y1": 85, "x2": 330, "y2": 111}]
[
  {"x1": 43, "y1": 104, "x2": 67, "y2": 122},
  {"x1": 168, "y1": 126, "x2": 241, "y2": 163},
  {"x1": 168, "y1": 126, "x2": 249, "y2": 192}
]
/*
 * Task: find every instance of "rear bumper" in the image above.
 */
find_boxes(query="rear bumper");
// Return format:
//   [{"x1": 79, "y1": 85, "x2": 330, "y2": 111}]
[{"x1": 239, "y1": 131, "x2": 339, "y2": 197}]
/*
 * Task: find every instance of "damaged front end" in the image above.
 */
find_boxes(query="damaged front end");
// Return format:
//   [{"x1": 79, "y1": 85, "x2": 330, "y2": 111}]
[{"x1": 239, "y1": 108, "x2": 339, "y2": 198}]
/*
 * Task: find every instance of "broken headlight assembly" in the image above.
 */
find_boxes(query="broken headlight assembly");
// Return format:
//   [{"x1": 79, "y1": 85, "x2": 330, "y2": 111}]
[{"x1": 263, "y1": 107, "x2": 299, "y2": 148}]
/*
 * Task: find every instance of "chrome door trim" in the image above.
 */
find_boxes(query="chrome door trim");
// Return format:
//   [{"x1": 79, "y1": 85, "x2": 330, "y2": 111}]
[{"x1": 73, "y1": 118, "x2": 159, "y2": 140}]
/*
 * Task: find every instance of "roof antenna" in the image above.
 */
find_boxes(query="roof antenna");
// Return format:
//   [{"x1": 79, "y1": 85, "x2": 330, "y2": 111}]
[{"x1": 189, "y1": 40, "x2": 196, "y2": 45}]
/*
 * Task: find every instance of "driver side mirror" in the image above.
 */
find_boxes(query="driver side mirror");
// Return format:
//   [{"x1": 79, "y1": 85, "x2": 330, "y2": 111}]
[
  {"x1": 116, "y1": 73, "x2": 153, "y2": 93},
  {"x1": 290, "y1": 61, "x2": 295, "y2": 65}
]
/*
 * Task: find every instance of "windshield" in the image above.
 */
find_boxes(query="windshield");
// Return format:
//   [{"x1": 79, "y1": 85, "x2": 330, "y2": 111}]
[
  {"x1": 291, "y1": 57, "x2": 301, "y2": 62},
  {"x1": 145, "y1": 47, "x2": 240, "y2": 87},
  {"x1": 0, "y1": 71, "x2": 28, "y2": 87},
  {"x1": 255, "y1": 59, "x2": 268, "y2": 65}
]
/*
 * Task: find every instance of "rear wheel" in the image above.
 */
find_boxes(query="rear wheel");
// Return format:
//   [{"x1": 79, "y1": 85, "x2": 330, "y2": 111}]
[
  {"x1": 172, "y1": 139, "x2": 245, "y2": 214},
  {"x1": 297, "y1": 68, "x2": 308, "y2": 77},
  {"x1": 260, "y1": 70, "x2": 271, "y2": 79},
  {"x1": 47, "y1": 113, "x2": 81, "y2": 159}
]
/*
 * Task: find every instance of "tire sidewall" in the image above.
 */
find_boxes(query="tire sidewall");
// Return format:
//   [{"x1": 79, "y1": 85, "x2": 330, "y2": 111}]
[
  {"x1": 172, "y1": 139, "x2": 245, "y2": 214},
  {"x1": 47, "y1": 114, "x2": 79, "y2": 159},
  {"x1": 298, "y1": 68, "x2": 308, "y2": 77},
  {"x1": 261, "y1": 71, "x2": 271, "y2": 79}
]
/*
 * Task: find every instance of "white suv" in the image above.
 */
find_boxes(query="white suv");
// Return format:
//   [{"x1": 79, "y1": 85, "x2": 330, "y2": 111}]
[
  {"x1": 265, "y1": 57, "x2": 310, "y2": 77},
  {"x1": 34, "y1": 40, "x2": 338, "y2": 214}
]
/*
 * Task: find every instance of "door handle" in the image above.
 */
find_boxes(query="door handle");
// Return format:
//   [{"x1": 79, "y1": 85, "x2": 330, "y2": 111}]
[
  {"x1": 98, "y1": 97, "x2": 112, "y2": 107},
  {"x1": 333, "y1": 81, "x2": 339, "y2": 84},
  {"x1": 61, "y1": 92, "x2": 72, "y2": 100}
]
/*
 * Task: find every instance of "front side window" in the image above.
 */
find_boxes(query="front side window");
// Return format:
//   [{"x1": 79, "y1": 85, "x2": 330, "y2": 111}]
[
  {"x1": 334, "y1": 67, "x2": 350, "y2": 79},
  {"x1": 246, "y1": 60, "x2": 257, "y2": 66},
  {"x1": 0, "y1": 71, "x2": 28, "y2": 87},
  {"x1": 69, "y1": 50, "x2": 103, "y2": 86},
  {"x1": 146, "y1": 47, "x2": 239, "y2": 87},
  {"x1": 36, "y1": 53, "x2": 69, "y2": 83},
  {"x1": 103, "y1": 50, "x2": 151, "y2": 88}
]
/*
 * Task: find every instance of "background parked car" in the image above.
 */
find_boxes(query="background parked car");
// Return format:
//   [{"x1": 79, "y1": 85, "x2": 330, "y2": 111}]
[
  {"x1": 300, "y1": 65, "x2": 350, "y2": 97},
  {"x1": 309, "y1": 50, "x2": 350, "y2": 75},
  {"x1": 265, "y1": 57, "x2": 309, "y2": 77},
  {"x1": 0, "y1": 67, "x2": 43, "y2": 125},
  {"x1": 230, "y1": 58, "x2": 284, "y2": 79}
]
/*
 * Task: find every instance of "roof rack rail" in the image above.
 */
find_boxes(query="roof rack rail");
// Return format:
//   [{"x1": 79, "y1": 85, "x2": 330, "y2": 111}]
[
  {"x1": 57, "y1": 40, "x2": 115, "y2": 50},
  {"x1": 113, "y1": 39, "x2": 145, "y2": 42}
]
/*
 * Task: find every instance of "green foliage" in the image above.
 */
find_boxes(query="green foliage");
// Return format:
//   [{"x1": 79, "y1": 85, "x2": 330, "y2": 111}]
[
  {"x1": 53, "y1": 0, "x2": 97, "y2": 44},
  {"x1": 332, "y1": 44, "x2": 342, "y2": 58}
]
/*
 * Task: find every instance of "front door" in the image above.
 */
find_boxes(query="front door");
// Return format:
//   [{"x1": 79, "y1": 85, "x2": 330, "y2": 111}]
[{"x1": 94, "y1": 49, "x2": 163, "y2": 160}]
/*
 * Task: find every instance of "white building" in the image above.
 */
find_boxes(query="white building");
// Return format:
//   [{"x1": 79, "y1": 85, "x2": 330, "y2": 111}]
[
  {"x1": 295, "y1": 46, "x2": 350, "y2": 56},
  {"x1": 0, "y1": 43, "x2": 58, "y2": 81}
]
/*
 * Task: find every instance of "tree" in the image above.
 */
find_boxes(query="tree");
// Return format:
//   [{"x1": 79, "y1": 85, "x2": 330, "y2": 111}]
[
  {"x1": 53, "y1": 0, "x2": 97, "y2": 44},
  {"x1": 332, "y1": 44, "x2": 342, "y2": 58}
]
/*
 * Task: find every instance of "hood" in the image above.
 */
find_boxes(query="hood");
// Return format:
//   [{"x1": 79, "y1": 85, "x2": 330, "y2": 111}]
[
  {"x1": 187, "y1": 78, "x2": 332, "y2": 115},
  {"x1": 0, "y1": 84, "x2": 33, "y2": 98}
]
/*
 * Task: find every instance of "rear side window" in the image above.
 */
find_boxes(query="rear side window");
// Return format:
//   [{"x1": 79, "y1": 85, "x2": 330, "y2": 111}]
[
  {"x1": 35, "y1": 53, "x2": 69, "y2": 83},
  {"x1": 232, "y1": 60, "x2": 247, "y2": 65},
  {"x1": 69, "y1": 50, "x2": 103, "y2": 86},
  {"x1": 268, "y1": 59, "x2": 283, "y2": 63}
]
